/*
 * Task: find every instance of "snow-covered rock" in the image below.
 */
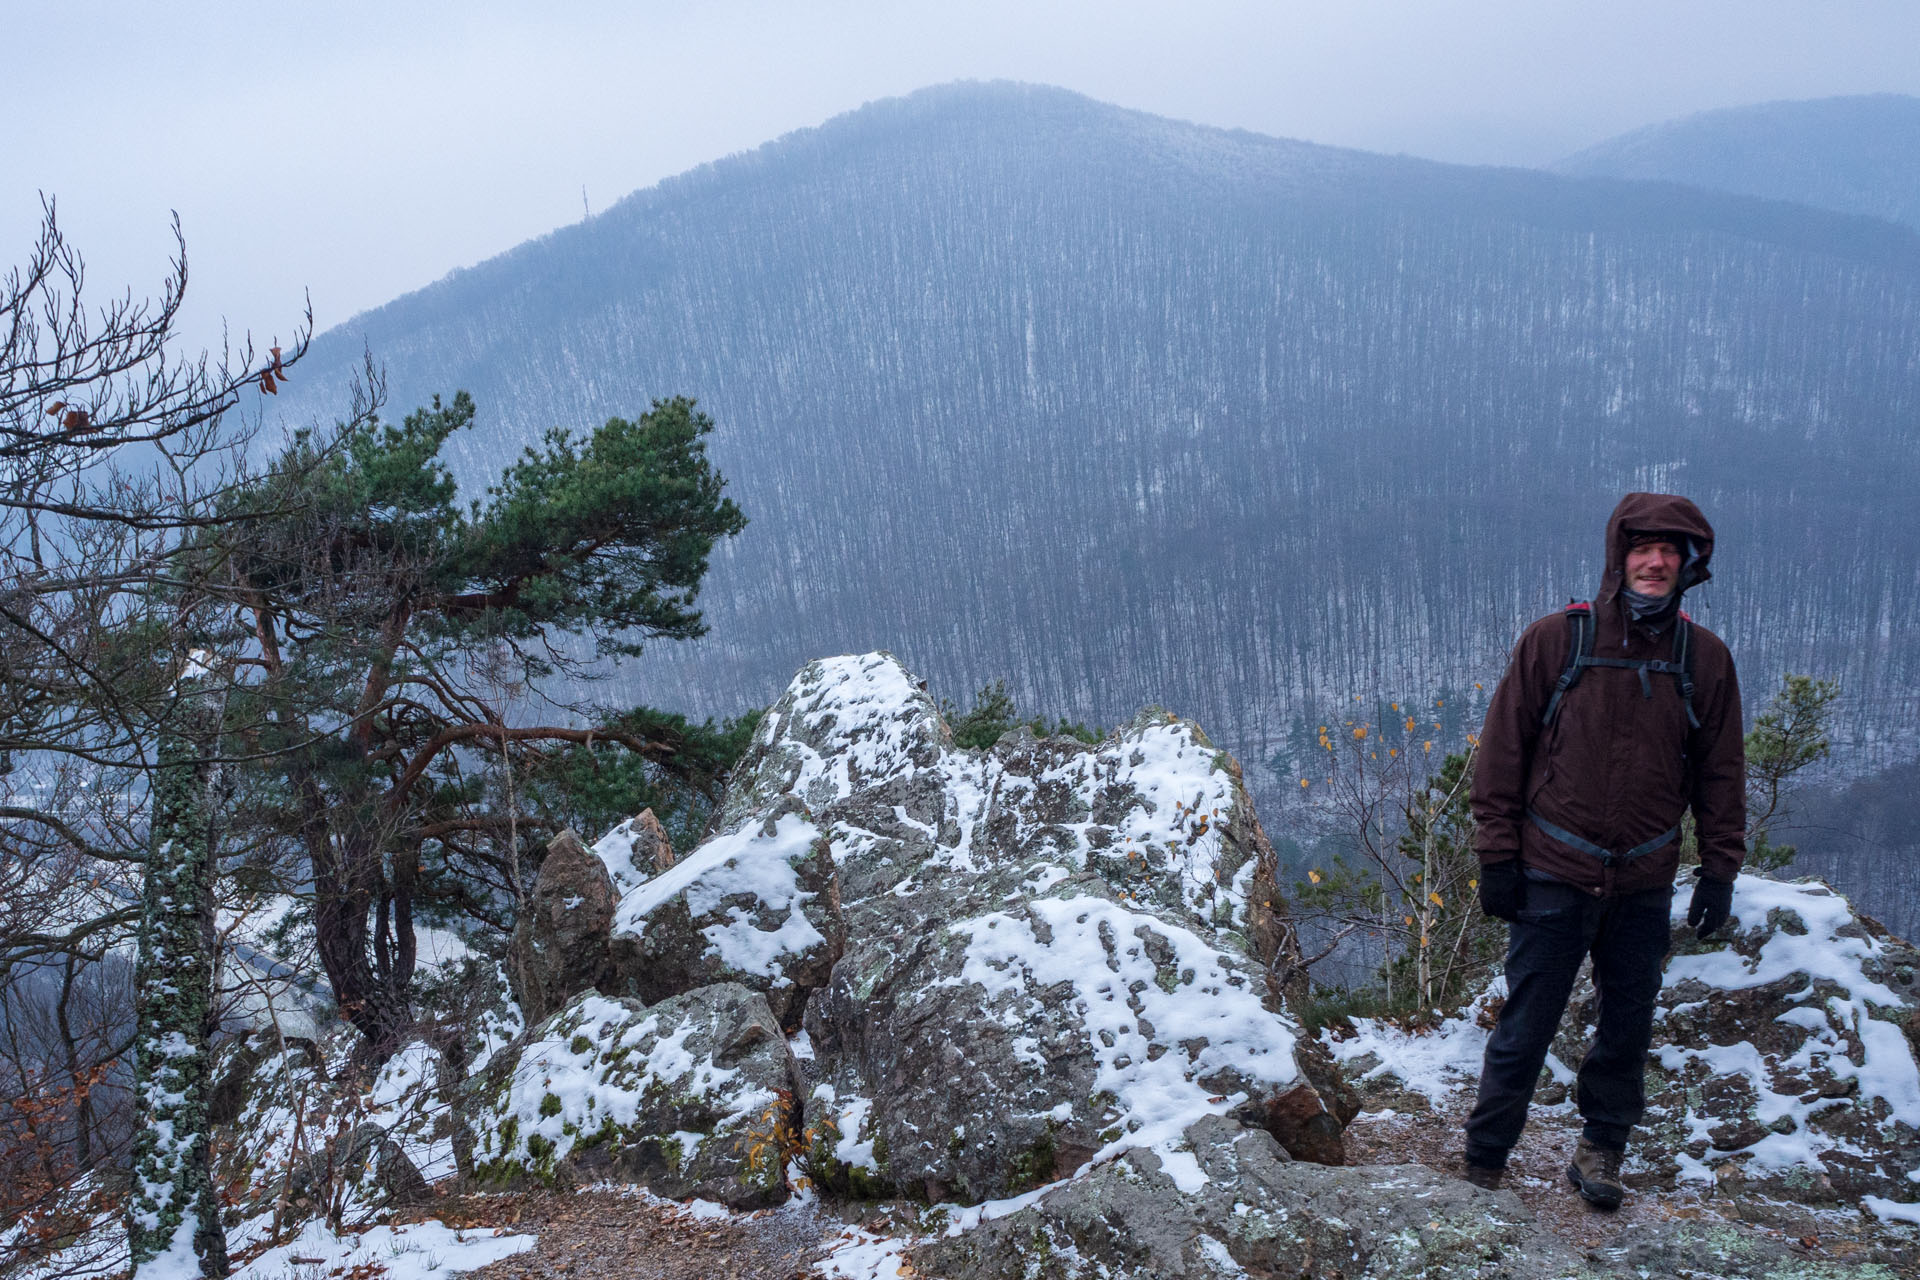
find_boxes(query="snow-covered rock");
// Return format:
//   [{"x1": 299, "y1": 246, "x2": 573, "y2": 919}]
[
  {"x1": 692, "y1": 652, "x2": 1337, "y2": 1203},
  {"x1": 469, "y1": 985, "x2": 799, "y2": 1208},
  {"x1": 907, "y1": 1111, "x2": 1894, "y2": 1280},
  {"x1": 1629, "y1": 876, "x2": 1920, "y2": 1205},
  {"x1": 1326, "y1": 873, "x2": 1920, "y2": 1219},
  {"x1": 214, "y1": 1027, "x2": 437, "y2": 1224},
  {"x1": 606, "y1": 797, "x2": 843, "y2": 1029},
  {"x1": 591, "y1": 806, "x2": 675, "y2": 893}
]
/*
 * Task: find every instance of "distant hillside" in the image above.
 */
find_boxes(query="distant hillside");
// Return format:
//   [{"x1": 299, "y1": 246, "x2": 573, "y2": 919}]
[
  {"x1": 1792, "y1": 758, "x2": 1920, "y2": 941},
  {"x1": 1554, "y1": 94, "x2": 1920, "y2": 232},
  {"x1": 270, "y1": 82, "x2": 1920, "y2": 823}
]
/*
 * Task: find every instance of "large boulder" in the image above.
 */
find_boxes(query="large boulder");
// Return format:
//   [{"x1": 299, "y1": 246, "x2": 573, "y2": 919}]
[
  {"x1": 910, "y1": 1114, "x2": 1583, "y2": 1279},
  {"x1": 469, "y1": 984, "x2": 800, "y2": 1208},
  {"x1": 706, "y1": 652, "x2": 1340, "y2": 1204},
  {"x1": 507, "y1": 829, "x2": 619, "y2": 1027}
]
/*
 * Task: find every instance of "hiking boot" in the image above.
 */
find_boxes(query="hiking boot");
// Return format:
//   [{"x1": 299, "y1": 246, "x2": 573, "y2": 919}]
[
  {"x1": 1566, "y1": 1137, "x2": 1625, "y2": 1209},
  {"x1": 1462, "y1": 1160, "x2": 1505, "y2": 1191}
]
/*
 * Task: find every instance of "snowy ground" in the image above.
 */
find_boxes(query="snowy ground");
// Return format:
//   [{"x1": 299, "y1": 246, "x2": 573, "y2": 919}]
[{"x1": 229, "y1": 1220, "x2": 535, "y2": 1280}]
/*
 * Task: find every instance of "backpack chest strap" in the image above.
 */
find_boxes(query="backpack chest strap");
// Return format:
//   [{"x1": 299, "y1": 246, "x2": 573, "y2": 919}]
[{"x1": 1540, "y1": 602, "x2": 1700, "y2": 729}]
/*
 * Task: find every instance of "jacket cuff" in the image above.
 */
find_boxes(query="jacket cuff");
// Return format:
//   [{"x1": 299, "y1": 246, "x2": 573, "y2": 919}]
[{"x1": 1697, "y1": 848, "x2": 1744, "y2": 883}]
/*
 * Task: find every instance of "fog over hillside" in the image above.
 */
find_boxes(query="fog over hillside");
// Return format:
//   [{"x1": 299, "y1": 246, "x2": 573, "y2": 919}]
[
  {"x1": 1555, "y1": 93, "x2": 1920, "y2": 233},
  {"x1": 268, "y1": 82, "x2": 1920, "y2": 851}
]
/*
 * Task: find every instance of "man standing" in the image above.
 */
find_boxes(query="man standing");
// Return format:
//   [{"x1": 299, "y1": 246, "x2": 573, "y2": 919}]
[{"x1": 1463, "y1": 492, "x2": 1745, "y2": 1208}]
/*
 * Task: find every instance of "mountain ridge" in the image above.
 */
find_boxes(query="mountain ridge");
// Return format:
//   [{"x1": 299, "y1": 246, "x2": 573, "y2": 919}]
[
  {"x1": 1554, "y1": 92, "x2": 1920, "y2": 233},
  {"x1": 268, "y1": 81, "x2": 1920, "y2": 872},
  {"x1": 334, "y1": 82, "x2": 1920, "y2": 352}
]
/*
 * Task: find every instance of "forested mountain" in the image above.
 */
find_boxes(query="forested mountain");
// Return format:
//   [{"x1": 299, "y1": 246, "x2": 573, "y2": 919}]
[
  {"x1": 1554, "y1": 94, "x2": 1920, "y2": 232},
  {"x1": 269, "y1": 82, "x2": 1920, "y2": 848},
  {"x1": 1792, "y1": 763, "x2": 1920, "y2": 941}
]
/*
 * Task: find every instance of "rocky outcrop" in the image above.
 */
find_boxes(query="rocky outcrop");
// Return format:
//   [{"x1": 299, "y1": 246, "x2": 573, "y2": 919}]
[
  {"x1": 211, "y1": 1028, "x2": 455, "y2": 1224},
  {"x1": 1566, "y1": 876, "x2": 1920, "y2": 1206},
  {"x1": 194, "y1": 650, "x2": 1920, "y2": 1273},
  {"x1": 1328, "y1": 872, "x2": 1920, "y2": 1225},
  {"x1": 469, "y1": 985, "x2": 799, "y2": 1208},
  {"x1": 718, "y1": 653, "x2": 1339, "y2": 1203},
  {"x1": 507, "y1": 830, "x2": 620, "y2": 1028}
]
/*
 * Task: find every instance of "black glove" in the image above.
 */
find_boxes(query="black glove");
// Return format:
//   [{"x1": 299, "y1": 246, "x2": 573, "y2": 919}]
[
  {"x1": 1477, "y1": 859, "x2": 1524, "y2": 923},
  {"x1": 1687, "y1": 875, "x2": 1735, "y2": 939}
]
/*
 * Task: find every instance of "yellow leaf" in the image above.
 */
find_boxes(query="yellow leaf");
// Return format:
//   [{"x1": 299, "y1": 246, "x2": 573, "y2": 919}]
[
  {"x1": 1388, "y1": 748, "x2": 1398, "y2": 758},
  {"x1": 1469, "y1": 878, "x2": 1478, "y2": 890},
  {"x1": 1300, "y1": 778, "x2": 1310, "y2": 788},
  {"x1": 1353, "y1": 726, "x2": 1368, "y2": 739},
  {"x1": 1429, "y1": 891, "x2": 1443, "y2": 906},
  {"x1": 1423, "y1": 740, "x2": 1433, "y2": 753},
  {"x1": 1403, "y1": 915, "x2": 1414, "y2": 926},
  {"x1": 1308, "y1": 869, "x2": 1322, "y2": 883}
]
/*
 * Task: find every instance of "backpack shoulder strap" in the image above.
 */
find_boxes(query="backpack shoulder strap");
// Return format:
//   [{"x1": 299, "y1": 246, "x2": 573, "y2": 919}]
[
  {"x1": 1539, "y1": 600, "x2": 1593, "y2": 729},
  {"x1": 1673, "y1": 612, "x2": 1700, "y2": 729}
]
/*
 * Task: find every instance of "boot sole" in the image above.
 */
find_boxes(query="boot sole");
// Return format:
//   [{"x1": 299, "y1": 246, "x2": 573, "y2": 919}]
[{"x1": 1566, "y1": 1163, "x2": 1623, "y2": 1210}]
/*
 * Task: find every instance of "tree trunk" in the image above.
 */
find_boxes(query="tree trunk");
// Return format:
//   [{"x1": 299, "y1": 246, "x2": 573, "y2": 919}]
[
  {"x1": 55, "y1": 953, "x2": 94, "y2": 1173},
  {"x1": 310, "y1": 822, "x2": 415, "y2": 1063},
  {"x1": 126, "y1": 697, "x2": 230, "y2": 1279}
]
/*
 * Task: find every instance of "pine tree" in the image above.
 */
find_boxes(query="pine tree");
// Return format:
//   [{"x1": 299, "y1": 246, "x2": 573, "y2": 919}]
[{"x1": 216, "y1": 391, "x2": 747, "y2": 1059}]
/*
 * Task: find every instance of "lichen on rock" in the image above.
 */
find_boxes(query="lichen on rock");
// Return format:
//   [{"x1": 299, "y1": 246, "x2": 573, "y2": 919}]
[{"x1": 468, "y1": 984, "x2": 799, "y2": 1208}]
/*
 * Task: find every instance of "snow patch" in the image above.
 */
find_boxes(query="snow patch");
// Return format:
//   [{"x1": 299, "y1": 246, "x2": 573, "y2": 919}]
[
  {"x1": 590, "y1": 818, "x2": 659, "y2": 896},
  {"x1": 229, "y1": 1218, "x2": 533, "y2": 1280},
  {"x1": 1319, "y1": 983, "x2": 1503, "y2": 1107},
  {"x1": 954, "y1": 893, "x2": 1298, "y2": 1173},
  {"x1": 613, "y1": 812, "x2": 825, "y2": 979}
]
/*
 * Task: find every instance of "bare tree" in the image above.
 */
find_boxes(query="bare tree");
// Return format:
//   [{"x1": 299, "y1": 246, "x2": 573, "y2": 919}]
[{"x1": 0, "y1": 196, "x2": 308, "y2": 1278}]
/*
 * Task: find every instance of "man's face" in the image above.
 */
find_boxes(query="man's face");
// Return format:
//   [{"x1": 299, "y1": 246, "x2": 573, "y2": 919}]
[{"x1": 1624, "y1": 538, "x2": 1682, "y2": 597}]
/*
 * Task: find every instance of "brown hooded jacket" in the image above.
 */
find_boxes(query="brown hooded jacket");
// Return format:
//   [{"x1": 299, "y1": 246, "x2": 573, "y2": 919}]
[{"x1": 1470, "y1": 493, "x2": 1746, "y2": 894}]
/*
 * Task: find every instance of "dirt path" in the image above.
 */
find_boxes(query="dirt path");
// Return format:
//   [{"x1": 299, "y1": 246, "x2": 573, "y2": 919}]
[
  {"x1": 1341, "y1": 1100, "x2": 1904, "y2": 1271},
  {"x1": 434, "y1": 1190, "x2": 838, "y2": 1280},
  {"x1": 405, "y1": 1106, "x2": 1909, "y2": 1279}
]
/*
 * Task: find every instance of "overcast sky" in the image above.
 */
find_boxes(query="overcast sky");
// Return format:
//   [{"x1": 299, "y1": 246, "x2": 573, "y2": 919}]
[{"x1": 8, "y1": 0, "x2": 1919, "y2": 361}]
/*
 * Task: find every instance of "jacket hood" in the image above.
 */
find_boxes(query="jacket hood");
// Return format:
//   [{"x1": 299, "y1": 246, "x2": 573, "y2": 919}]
[{"x1": 1596, "y1": 492, "x2": 1715, "y2": 607}]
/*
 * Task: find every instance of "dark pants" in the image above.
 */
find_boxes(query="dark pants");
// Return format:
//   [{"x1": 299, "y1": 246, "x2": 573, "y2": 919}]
[{"x1": 1463, "y1": 876, "x2": 1673, "y2": 1164}]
